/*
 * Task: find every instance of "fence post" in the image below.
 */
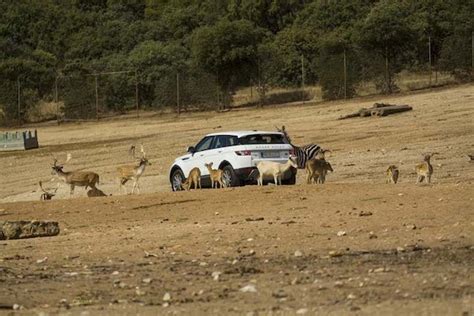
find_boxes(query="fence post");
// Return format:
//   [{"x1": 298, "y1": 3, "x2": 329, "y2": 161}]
[
  {"x1": 135, "y1": 70, "x2": 139, "y2": 118},
  {"x1": 428, "y1": 36, "x2": 432, "y2": 88},
  {"x1": 55, "y1": 75, "x2": 60, "y2": 125},
  {"x1": 94, "y1": 74, "x2": 99, "y2": 120},
  {"x1": 176, "y1": 72, "x2": 180, "y2": 115},
  {"x1": 17, "y1": 78, "x2": 21, "y2": 126},
  {"x1": 343, "y1": 48, "x2": 347, "y2": 99},
  {"x1": 301, "y1": 55, "x2": 305, "y2": 104}
]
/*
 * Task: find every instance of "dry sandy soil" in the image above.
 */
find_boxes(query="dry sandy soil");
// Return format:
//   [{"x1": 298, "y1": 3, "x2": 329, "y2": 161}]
[{"x1": 0, "y1": 84, "x2": 473, "y2": 315}]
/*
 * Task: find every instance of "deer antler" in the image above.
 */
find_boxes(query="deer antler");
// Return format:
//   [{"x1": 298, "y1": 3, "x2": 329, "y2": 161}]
[
  {"x1": 129, "y1": 145, "x2": 136, "y2": 159},
  {"x1": 65, "y1": 153, "x2": 72, "y2": 164},
  {"x1": 140, "y1": 143, "x2": 146, "y2": 158}
]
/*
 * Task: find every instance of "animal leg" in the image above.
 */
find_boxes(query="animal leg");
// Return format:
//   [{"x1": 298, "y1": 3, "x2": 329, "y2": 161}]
[
  {"x1": 198, "y1": 178, "x2": 201, "y2": 189},
  {"x1": 274, "y1": 174, "x2": 278, "y2": 186},
  {"x1": 426, "y1": 175, "x2": 431, "y2": 184},
  {"x1": 70, "y1": 184, "x2": 75, "y2": 196}
]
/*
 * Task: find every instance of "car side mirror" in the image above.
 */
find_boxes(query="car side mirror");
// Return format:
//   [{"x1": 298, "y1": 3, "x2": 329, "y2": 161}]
[{"x1": 187, "y1": 146, "x2": 196, "y2": 154}]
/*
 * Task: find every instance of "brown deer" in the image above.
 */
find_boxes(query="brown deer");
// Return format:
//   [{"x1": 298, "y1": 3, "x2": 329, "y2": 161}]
[
  {"x1": 181, "y1": 167, "x2": 201, "y2": 191},
  {"x1": 386, "y1": 165, "x2": 399, "y2": 184},
  {"x1": 204, "y1": 162, "x2": 226, "y2": 188},
  {"x1": 51, "y1": 153, "x2": 100, "y2": 196},
  {"x1": 39, "y1": 180, "x2": 59, "y2": 200},
  {"x1": 117, "y1": 144, "x2": 151, "y2": 194},
  {"x1": 415, "y1": 153, "x2": 437, "y2": 184},
  {"x1": 305, "y1": 158, "x2": 333, "y2": 184}
]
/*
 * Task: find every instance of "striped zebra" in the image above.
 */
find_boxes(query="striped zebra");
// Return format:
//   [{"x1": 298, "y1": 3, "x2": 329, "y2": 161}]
[{"x1": 277, "y1": 126, "x2": 323, "y2": 169}]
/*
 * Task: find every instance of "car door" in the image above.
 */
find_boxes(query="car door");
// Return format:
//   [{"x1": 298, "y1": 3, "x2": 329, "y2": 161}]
[
  {"x1": 190, "y1": 136, "x2": 216, "y2": 176},
  {"x1": 180, "y1": 136, "x2": 214, "y2": 178},
  {"x1": 202, "y1": 135, "x2": 231, "y2": 172}
]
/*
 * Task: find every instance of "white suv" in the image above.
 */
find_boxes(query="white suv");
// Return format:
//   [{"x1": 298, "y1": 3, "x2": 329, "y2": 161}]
[{"x1": 169, "y1": 131, "x2": 296, "y2": 191}]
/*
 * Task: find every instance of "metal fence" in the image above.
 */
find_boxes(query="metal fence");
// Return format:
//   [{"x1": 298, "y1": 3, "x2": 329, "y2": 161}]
[{"x1": 0, "y1": 36, "x2": 472, "y2": 126}]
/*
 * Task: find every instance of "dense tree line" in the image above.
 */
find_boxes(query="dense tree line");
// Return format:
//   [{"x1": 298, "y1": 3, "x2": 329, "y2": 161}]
[{"x1": 0, "y1": 0, "x2": 472, "y2": 122}]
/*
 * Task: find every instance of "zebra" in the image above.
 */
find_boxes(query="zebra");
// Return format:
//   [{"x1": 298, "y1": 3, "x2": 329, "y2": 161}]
[{"x1": 276, "y1": 126, "x2": 324, "y2": 169}]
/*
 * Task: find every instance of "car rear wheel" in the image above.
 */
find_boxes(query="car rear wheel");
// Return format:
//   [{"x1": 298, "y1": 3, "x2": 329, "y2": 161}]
[
  {"x1": 222, "y1": 165, "x2": 240, "y2": 188},
  {"x1": 281, "y1": 167, "x2": 297, "y2": 185},
  {"x1": 171, "y1": 169, "x2": 185, "y2": 191}
]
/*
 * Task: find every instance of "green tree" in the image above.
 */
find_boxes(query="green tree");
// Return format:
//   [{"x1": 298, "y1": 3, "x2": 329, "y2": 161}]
[{"x1": 191, "y1": 19, "x2": 264, "y2": 108}]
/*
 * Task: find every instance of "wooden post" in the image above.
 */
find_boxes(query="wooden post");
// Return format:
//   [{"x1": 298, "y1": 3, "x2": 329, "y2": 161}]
[
  {"x1": 135, "y1": 70, "x2": 139, "y2": 118},
  {"x1": 428, "y1": 36, "x2": 432, "y2": 88},
  {"x1": 385, "y1": 47, "x2": 389, "y2": 93},
  {"x1": 343, "y1": 48, "x2": 347, "y2": 99},
  {"x1": 301, "y1": 55, "x2": 305, "y2": 104},
  {"x1": 176, "y1": 72, "x2": 180, "y2": 115},
  {"x1": 55, "y1": 75, "x2": 60, "y2": 125},
  {"x1": 94, "y1": 74, "x2": 99, "y2": 120},
  {"x1": 17, "y1": 78, "x2": 21, "y2": 126}
]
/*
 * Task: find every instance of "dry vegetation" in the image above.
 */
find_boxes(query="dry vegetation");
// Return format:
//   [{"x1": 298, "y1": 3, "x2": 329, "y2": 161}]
[{"x1": 0, "y1": 84, "x2": 473, "y2": 314}]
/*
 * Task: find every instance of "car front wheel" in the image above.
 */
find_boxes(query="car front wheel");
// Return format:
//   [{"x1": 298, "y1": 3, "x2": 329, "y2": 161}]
[
  {"x1": 222, "y1": 165, "x2": 240, "y2": 188},
  {"x1": 171, "y1": 169, "x2": 185, "y2": 191}
]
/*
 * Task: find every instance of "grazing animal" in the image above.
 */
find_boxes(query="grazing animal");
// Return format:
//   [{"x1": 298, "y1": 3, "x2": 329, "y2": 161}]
[
  {"x1": 51, "y1": 154, "x2": 100, "y2": 196},
  {"x1": 39, "y1": 181, "x2": 58, "y2": 200},
  {"x1": 306, "y1": 158, "x2": 334, "y2": 184},
  {"x1": 117, "y1": 144, "x2": 151, "y2": 194},
  {"x1": 415, "y1": 153, "x2": 436, "y2": 184},
  {"x1": 87, "y1": 188, "x2": 108, "y2": 197},
  {"x1": 256, "y1": 157, "x2": 298, "y2": 186},
  {"x1": 205, "y1": 162, "x2": 225, "y2": 188},
  {"x1": 181, "y1": 167, "x2": 201, "y2": 191},
  {"x1": 386, "y1": 165, "x2": 399, "y2": 184},
  {"x1": 276, "y1": 126, "x2": 322, "y2": 169}
]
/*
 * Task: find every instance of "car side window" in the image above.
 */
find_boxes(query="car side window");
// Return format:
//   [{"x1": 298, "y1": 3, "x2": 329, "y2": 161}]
[
  {"x1": 195, "y1": 136, "x2": 214, "y2": 152},
  {"x1": 214, "y1": 135, "x2": 229, "y2": 149}
]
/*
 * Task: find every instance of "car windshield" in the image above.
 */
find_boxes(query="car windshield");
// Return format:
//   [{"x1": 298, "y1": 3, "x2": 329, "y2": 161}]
[{"x1": 238, "y1": 133, "x2": 287, "y2": 145}]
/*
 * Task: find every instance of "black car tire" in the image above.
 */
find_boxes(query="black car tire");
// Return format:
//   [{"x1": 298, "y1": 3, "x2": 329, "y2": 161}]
[
  {"x1": 222, "y1": 165, "x2": 241, "y2": 188},
  {"x1": 281, "y1": 167, "x2": 297, "y2": 185},
  {"x1": 171, "y1": 169, "x2": 185, "y2": 191}
]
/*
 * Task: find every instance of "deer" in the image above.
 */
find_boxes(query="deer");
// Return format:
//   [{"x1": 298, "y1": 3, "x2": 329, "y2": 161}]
[
  {"x1": 51, "y1": 153, "x2": 100, "y2": 196},
  {"x1": 181, "y1": 167, "x2": 201, "y2": 191},
  {"x1": 39, "y1": 180, "x2": 59, "y2": 200},
  {"x1": 305, "y1": 158, "x2": 333, "y2": 184},
  {"x1": 204, "y1": 162, "x2": 226, "y2": 188},
  {"x1": 117, "y1": 144, "x2": 151, "y2": 194},
  {"x1": 386, "y1": 165, "x2": 399, "y2": 184},
  {"x1": 415, "y1": 153, "x2": 437, "y2": 184}
]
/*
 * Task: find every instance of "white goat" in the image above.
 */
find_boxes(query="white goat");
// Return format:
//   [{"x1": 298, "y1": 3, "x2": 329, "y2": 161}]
[{"x1": 256, "y1": 157, "x2": 298, "y2": 186}]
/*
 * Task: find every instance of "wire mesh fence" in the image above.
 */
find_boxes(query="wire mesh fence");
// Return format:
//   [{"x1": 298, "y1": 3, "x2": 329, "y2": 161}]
[{"x1": 0, "y1": 35, "x2": 471, "y2": 126}]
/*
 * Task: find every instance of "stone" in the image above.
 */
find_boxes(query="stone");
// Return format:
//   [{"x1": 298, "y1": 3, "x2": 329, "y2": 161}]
[
  {"x1": 162, "y1": 292, "x2": 171, "y2": 301},
  {"x1": 296, "y1": 308, "x2": 308, "y2": 314},
  {"x1": 294, "y1": 250, "x2": 303, "y2": 257},
  {"x1": 337, "y1": 231, "x2": 347, "y2": 237},
  {"x1": 0, "y1": 221, "x2": 60, "y2": 240},
  {"x1": 240, "y1": 284, "x2": 257, "y2": 293}
]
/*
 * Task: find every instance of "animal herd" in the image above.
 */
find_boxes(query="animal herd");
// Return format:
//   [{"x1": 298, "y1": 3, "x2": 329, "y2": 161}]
[{"x1": 39, "y1": 127, "x2": 442, "y2": 200}]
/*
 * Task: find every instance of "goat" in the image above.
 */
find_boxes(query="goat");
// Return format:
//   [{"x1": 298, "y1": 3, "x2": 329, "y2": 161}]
[
  {"x1": 415, "y1": 153, "x2": 436, "y2": 184},
  {"x1": 204, "y1": 162, "x2": 225, "y2": 188},
  {"x1": 51, "y1": 153, "x2": 100, "y2": 196},
  {"x1": 305, "y1": 158, "x2": 333, "y2": 184},
  {"x1": 181, "y1": 167, "x2": 201, "y2": 191},
  {"x1": 386, "y1": 165, "x2": 399, "y2": 184},
  {"x1": 256, "y1": 157, "x2": 298, "y2": 186},
  {"x1": 39, "y1": 181, "x2": 58, "y2": 200},
  {"x1": 117, "y1": 144, "x2": 151, "y2": 194}
]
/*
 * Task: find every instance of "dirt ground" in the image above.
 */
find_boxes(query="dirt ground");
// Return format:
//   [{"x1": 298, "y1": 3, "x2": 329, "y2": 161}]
[{"x1": 0, "y1": 84, "x2": 473, "y2": 314}]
